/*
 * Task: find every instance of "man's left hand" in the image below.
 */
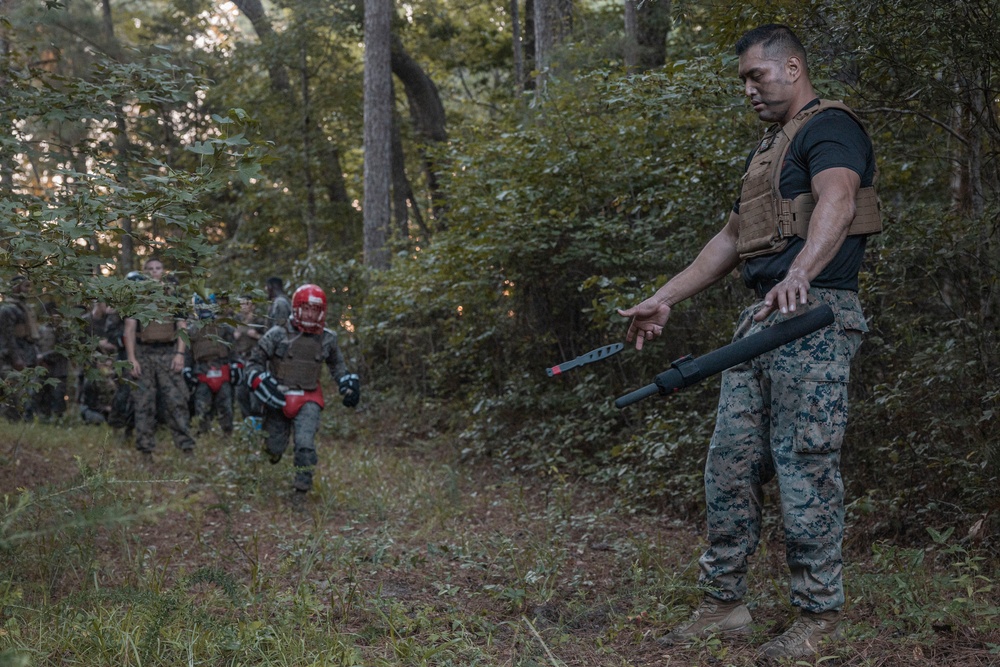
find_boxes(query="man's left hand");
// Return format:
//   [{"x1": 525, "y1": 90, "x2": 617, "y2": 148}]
[{"x1": 339, "y1": 373, "x2": 360, "y2": 408}]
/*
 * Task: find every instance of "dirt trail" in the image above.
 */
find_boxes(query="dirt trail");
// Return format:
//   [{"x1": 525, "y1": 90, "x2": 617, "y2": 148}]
[{"x1": 2, "y1": 420, "x2": 997, "y2": 666}]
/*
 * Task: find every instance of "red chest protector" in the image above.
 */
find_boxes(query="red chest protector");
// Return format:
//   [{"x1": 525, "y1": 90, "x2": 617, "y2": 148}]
[
  {"x1": 197, "y1": 364, "x2": 231, "y2": 394},
  {"x1": 282, "y1": 386, "x2": 325, "y2": 419}
]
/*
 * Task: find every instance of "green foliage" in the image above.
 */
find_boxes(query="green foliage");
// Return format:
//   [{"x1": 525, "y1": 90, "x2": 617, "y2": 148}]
[
  {"x1": 1, "y1": 13, "x2": 272, "y2": 385},
  {"x1": 4, "y1": 0, "x2": 1000, "y2": 556},
  {"x1": 362, "y1": 54, "x2": 751, "y2": 490},
  {"x1": 1, "y1": 405, "x2": 998, "y2": 666},
  {"x1": 852, "y1": 529, "x2": 999, "y2": 640},
  {"x1": 361, "y1": 3, "x2": 1000, "y2": 527}
]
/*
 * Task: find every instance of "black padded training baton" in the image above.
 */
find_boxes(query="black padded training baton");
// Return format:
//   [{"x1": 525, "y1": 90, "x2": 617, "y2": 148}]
[{"x1": 615, "y1": 304, "x2": 835, "y2": 409}]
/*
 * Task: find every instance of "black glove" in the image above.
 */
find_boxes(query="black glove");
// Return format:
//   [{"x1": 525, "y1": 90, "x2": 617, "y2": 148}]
[
  {"x1": 229, "y1": 361, "x2": 245, "y2": 386},
  {"x1": 248, "y1": 370, "x2": 286, "y2": 409},
  {"x1": 338, "y1": 373, "x2": 360, "y2": 408},
  {"x1": 182, "y1": 367, "x2": 198, "y2": 388}
]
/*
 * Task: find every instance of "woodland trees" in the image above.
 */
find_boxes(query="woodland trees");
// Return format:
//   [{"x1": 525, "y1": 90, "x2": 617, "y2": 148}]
[
  {"x1": 363, "y1": 0, "x2": 392, "y2": 269},
  {"x1": 1, "y1": 0, "x2": 998, "y2": 536}
]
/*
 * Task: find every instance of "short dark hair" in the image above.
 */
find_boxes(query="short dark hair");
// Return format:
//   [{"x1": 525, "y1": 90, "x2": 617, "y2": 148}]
[
  {"x1": 266, "y1": 276, "x2": 284, "y2": 291},
  {"x1": 735, "y1": 24, "x2": 807, "y2": 69}
]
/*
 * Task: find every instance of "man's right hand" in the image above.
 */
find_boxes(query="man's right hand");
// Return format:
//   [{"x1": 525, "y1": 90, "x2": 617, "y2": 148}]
[
  {"x1": 128, "y1": 359, "x2": 142, "y2": 379},
  {"x1": 616, "y1": 299, "x2": 672, "y2": 351}
]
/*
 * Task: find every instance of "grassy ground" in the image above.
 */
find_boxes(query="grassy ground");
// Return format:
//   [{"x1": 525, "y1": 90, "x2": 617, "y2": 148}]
[{"x1": 1, "y1": 395, "x2": 998, "y2": 666}]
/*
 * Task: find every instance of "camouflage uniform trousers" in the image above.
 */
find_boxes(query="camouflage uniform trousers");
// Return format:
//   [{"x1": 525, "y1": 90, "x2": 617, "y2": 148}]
[
  {"x1": 80, "y1": 405, "x2": 109, "y2": 425},
  {"x1": 134, "y1": 345, "x2": 195, "y2": 453},
  {"x1": 1, "y1": 338, "x2": 39, "y2": 421},
  {"x1": 262, "y1": 400, "x2": 322, "y2": 492},
  {"x1": 234, "y1": 381, "x2": 257, "y2": 419},
  {"x1": 191, "y1": 363, "x2": 234, "y2": 435},
  {"x1": 35, "y1": 373, "x2": 68, "y2": 419},
  {"x1": 698, "y1": 288, "x2": 866, "y2": 614}
]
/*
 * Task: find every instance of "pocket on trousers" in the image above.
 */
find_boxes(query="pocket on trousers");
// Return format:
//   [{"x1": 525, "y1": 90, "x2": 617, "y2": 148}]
[{"x1": 793, "y1": 361, "x2": 850, "y2": 455}]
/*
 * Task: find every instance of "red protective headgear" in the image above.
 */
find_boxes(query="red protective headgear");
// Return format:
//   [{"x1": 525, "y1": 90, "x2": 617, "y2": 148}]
[{"x1": 290, "y1": 284, "x2": 327, "y2": 334}]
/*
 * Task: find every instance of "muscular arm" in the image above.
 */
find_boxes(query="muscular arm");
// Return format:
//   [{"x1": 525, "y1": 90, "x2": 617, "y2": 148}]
[
  {"x1": 124, "y1": 318, "x2": 140, "y2": 378},
  {"x1": 618, "y1": 212, "x2": 742, "y2": 350},
  {"x1": 754, "y1": 167, "x2": 859, "y2": 321},
  {"x1": 171, "y1": 319, "x2": 188, "y2": 372}
]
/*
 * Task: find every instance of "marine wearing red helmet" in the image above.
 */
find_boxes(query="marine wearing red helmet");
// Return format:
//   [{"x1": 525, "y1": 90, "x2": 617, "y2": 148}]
[{"x1": 290, "y1": 284, "x2": 327, "y2": 334}]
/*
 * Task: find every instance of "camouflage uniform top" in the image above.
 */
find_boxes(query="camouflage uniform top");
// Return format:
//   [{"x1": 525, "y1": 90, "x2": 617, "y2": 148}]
[
  {"x1": 0, "y1": 296, "x2": 40, "y2": 370},
  {"x1": 82, "y1": 310, "x2": 124, "y2": 354},
  {"x1": 37, "y1": 321, "x2": 70, "y2": 378},
  {"x1": 80, "y1": 373, "x2": 117, "y2": 413},
  {"x1": 233, "y1": 313, "x2": 267, "y2": 358},
  {"x1": 247, "y1": 323, "x2": 347, "y2": 389},
  {"x1": 267, "y1": 293, "x2": 292, "y2": 328},
  {"x1": 186, "y1": 320, "x2": 235, "y2": 368}
]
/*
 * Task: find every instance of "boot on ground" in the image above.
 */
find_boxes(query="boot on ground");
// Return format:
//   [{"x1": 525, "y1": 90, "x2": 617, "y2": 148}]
[
  {"x1": 657, "y1": 595, "x2": 752, "y2": 645},
  {"x1": 759, "y1": 610, "x2": 842, "y2": 660}
]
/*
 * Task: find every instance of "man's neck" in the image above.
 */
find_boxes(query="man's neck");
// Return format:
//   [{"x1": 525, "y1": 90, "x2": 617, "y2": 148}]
[{"x1": 780, "y1": 89, "x2": 819, "y2": 126}]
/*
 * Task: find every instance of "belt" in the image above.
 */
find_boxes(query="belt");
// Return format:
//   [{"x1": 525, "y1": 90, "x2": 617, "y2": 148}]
[
  {"x1": 753, "y1": 279, "x2": 781, "y2": 299},
  {"x1": 138, "y1": 341, "x2": 175, "y2": 349}
]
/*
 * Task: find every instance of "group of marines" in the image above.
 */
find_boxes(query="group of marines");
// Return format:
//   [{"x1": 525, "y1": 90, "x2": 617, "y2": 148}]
[{"x1": 0, "y1": 261, "x2": 359, "y2": 505}]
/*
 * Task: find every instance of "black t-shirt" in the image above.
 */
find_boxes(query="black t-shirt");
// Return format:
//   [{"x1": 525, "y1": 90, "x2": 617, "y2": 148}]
[{"x1": 734, "y1": 100, "x2": 877, "y2": 291}]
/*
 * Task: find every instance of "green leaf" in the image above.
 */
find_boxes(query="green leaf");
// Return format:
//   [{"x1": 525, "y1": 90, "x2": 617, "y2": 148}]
[{"x1": 186, "y1": 141, "x2": 215, "y2": 156}]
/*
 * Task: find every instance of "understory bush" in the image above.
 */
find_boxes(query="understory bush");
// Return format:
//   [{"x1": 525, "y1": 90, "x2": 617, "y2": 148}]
[{"x1": 362, "y1": 26, "x2": 1000, "y2": 542}]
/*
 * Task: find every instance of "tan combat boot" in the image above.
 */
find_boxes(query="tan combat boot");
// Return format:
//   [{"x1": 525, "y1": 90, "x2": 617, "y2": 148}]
[
  {"x1": 759, "y1": 610, "x2": 842, "y2": 660},
  {"x1": 657, "y1": 596, "x2": 752, "y2": 645}
]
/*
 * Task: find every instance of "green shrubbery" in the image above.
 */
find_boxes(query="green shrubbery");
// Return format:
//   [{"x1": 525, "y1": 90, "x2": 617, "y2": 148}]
[{"x1": 361, "y1": 45, "x2": 999, "y2": 539}]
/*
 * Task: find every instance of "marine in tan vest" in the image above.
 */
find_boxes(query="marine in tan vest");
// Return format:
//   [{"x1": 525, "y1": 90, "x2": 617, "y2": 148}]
[
  {"x1": 122, "y1": 258, "x2": 195, "y2": 456},
  {"x1": 618, "y1": 24, "x2": 880, "y2": 659},
  {"x1": 184, "y1": 293, "x2": 237, "y2": 435},
  {"x1": 0, "y1": 275, "x2": 40, "y2": 420},
  {"x1": 232, "y1": 296, "x2": 266, "y2": 419}
]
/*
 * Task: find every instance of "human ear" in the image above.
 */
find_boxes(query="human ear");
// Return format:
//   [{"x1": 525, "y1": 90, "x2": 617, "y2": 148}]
[{"x1": 786, "y1": 55, "x2": 803, "y2": 81}]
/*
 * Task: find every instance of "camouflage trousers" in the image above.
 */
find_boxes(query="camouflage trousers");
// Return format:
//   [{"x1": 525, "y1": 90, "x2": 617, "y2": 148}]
[
  {"x1": 234, "y1": 382, "x2": 258, "y2": 419},
  {"x1": 698, "y1": 288, "x2": 866, "y2": 614},
  {"x1": 263, "y1": 401, "x2": 322, "y2": 492},
  {"x1": 1, "y1": 368, "x2": 36, "y2": 421},
  {"x1": 134, "y1": 345, "x2": 195, "y2": 453},
  {"x1": 191, "y1": 365, "x2": 234, "y2": 435}
]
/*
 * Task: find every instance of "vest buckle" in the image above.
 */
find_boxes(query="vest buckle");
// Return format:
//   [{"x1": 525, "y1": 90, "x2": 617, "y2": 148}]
[{"x1": 777, "y1": 199, "x2": 794, "y2": 238}]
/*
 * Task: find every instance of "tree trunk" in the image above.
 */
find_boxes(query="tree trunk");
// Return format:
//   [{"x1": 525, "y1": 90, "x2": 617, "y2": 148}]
[
  {"x1": 533, "y1": 0, "x2": 554, "y2": 93},
  {"x1": 363, "y1": 0, "x2": 392, "y2": 270},
  {"x1": 623, "y1": 0, "x2": 638, "y2": 72},
  {"x1": 300, "y1": 42, "x2": 317, "y2": 253},
  {"x1": 636, "y1": 0, "x2": 670, "y2": 69},
  {"x1": 390, "y1": 96, "x2": 409, "y2": 241},
  {"x1": 949, "y1": 75, "x2": 993, "y2": 323},
  {"x1": 390, "y1": 35, "x2": 447, "y2": 224},
  {"x1": 523, "y1": 0, "x2": 536, "y2": 90},
  {"x1": 232, "y1": 0, "x2": 350, "y2": 208},
  {"x1": 231, "y1": 0, "x2": 290, "y2": 93},
  {"x1": 511, "y1": 0, "x2": 525, "y2": 92},
  {"x1": 101, "y1": 0, "x2": 134, "y2": 273},
  {"x1": 0, "y1": 3, "x2": 13, "y2": 198},
  {"x1": 533, "y1": 0, "x2": 572, "y2": 94},
  {"x1": 390, "y1": 100, "x2": 432, "y2": 244}
]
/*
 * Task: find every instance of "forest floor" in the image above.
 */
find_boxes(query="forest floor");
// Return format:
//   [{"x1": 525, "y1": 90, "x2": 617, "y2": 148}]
[{"x1": 1, "y1": 396, "x2": 998, "y2": 666}]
